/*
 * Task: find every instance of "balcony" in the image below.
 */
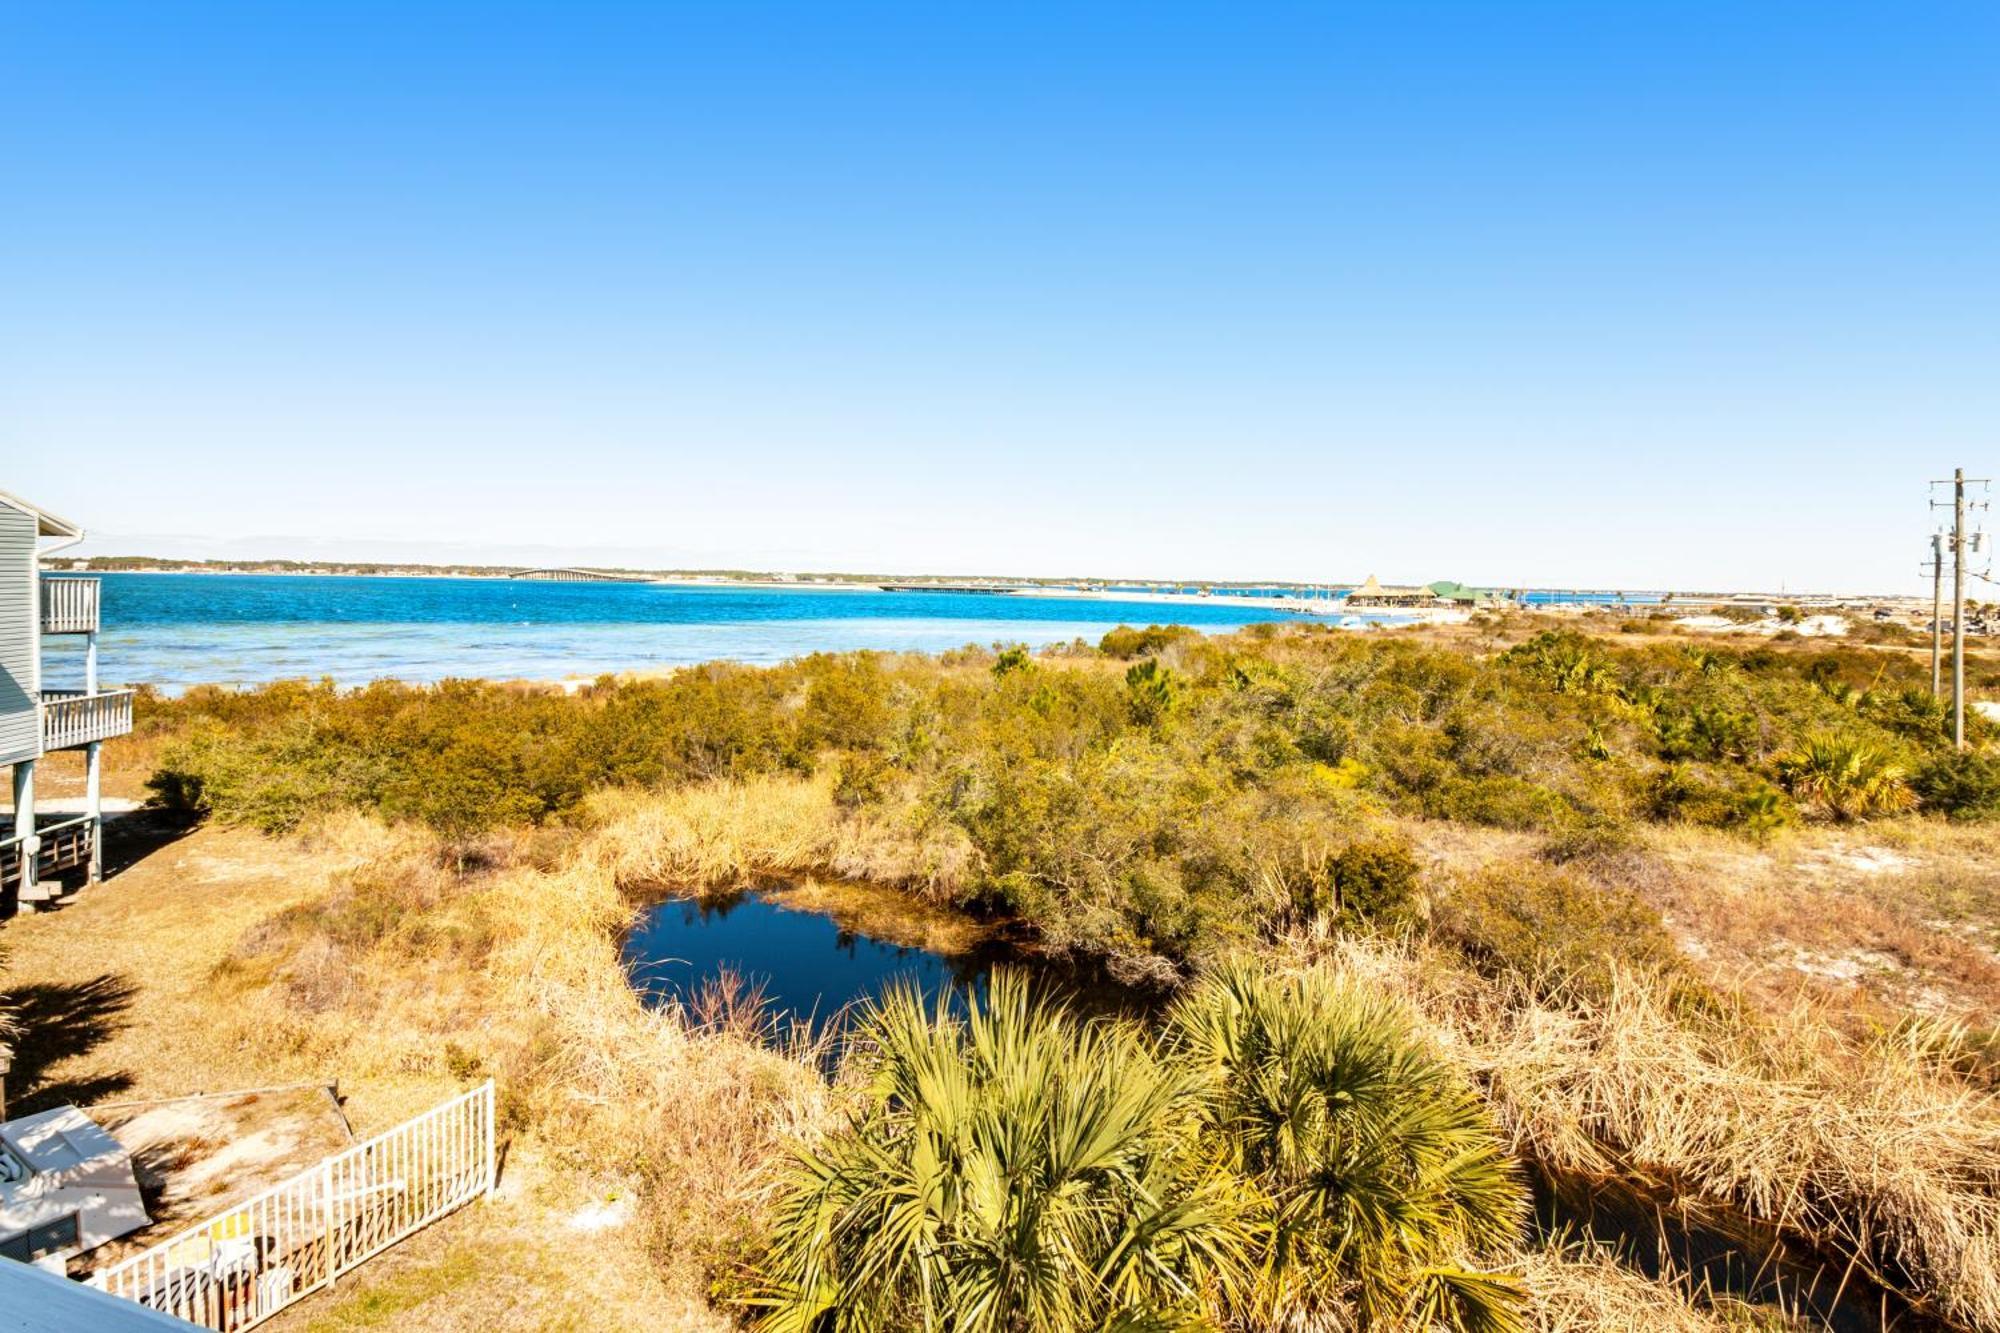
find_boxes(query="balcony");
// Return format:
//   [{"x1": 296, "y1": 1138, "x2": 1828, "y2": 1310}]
[
  {"x1": 41, "y1": 689, "x2": 134, "y2": 751},
  {"x1": 40, "y1": 576, "x2": 100, "y2": 634}
]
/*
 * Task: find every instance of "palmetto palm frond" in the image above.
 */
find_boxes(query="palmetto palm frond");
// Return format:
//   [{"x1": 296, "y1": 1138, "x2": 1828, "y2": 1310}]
[
  {"x1": 751, "y1": 971, "x2": 1260, "y2": 1332},
  {"x1": 1168, "y1": 959, "x2": 1528, "y2": 1333},
  {"x1": 1777, "y1": 732, "x2": 1918, "y2": 820}
]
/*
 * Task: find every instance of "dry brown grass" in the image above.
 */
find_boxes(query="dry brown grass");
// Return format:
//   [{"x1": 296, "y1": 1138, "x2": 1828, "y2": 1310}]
[
  {"x1": 1, "y1": 800, "x2": 838, "y2": 1328},
  {"x1": 1520, "y1": 1244, "x2": 1746, "y2": 1332},
  {"x1": 1317, "y1": 932, "x2": 2000, "y2": 1331},
  {"x1": 576, "y1": 775, "x2": 972, "y2": 898},
  {"x1": 25, "y1": 770, "x2": 2000, "y2": 1328},
  {"x1": 1638, "y1": 821, "x2": 2000, "y2": 1024}
]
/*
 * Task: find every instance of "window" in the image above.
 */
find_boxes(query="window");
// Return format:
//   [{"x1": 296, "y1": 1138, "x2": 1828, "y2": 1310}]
[{"x1": 0, "y1": 1212, "x2": 81, "y2": 1263}]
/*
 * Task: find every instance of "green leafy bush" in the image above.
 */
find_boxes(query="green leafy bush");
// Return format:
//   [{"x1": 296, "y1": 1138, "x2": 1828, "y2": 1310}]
[
  {"x1": 1098, "y1": 623, "x2": 1201, "y2": 659},
  {"x1": 751, "y1": 963, "x2": 1526, "y2": 1332},
  {"x1": 1434, "y1": 863, "x2": 1679, "y2": 998},
  {"x1": 1330, "y1": 836, "x2": 1422, "y2": 929},
  {"x1": 134, "y1": 624, "x2": 1956, "y2": 964},
  {"x1": 748, "y1": 973, "x2": 1258, "y2": 1330},
  {"x1": 1913, "y1": 750, "x2": 2000, "y2": 822},
  {"x1": 1123, "y1": 657, "x2": 1180, "y2": 725}
]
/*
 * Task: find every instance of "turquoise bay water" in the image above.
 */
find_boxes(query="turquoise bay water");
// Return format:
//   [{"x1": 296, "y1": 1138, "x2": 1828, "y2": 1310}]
[{"x1": 45, "y1": 573, "x2": 1336, "y2": 692}]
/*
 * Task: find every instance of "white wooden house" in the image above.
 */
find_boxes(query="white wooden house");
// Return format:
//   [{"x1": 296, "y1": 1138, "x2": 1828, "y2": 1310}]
[{"x1": 1, "y1": 490, "x2": 135, "y2": 912}]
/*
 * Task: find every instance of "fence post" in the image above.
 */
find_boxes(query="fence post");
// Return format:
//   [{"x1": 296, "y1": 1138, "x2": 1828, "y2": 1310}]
[
  {"x1": 482, "y1": 1080, "x2": 496, "y2": 1200},
  {"x1": 322, "y1": 1157, "x2": 337, "y2": 1291}
]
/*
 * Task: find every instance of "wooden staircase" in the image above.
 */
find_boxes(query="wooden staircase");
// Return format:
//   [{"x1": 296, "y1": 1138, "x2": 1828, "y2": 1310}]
[{"x1": 1, "y1": 817, "x2": 96, "y2": 914}]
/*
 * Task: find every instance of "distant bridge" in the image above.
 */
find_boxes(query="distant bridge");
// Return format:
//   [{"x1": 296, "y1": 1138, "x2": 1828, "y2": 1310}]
[{"x1": 507, "y1": 567, "x2": 651, "y2": 583}]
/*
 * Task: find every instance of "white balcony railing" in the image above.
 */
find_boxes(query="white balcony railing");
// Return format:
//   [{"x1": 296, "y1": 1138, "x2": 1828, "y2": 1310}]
[
  {"x1": 41, "y1": 689, "x2": 134, "y2": 751},
  {"x1": 41, "y1": 576, "x2": 101, "y2": 634}
]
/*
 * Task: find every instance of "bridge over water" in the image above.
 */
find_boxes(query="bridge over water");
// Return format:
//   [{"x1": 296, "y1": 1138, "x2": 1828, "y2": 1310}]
[{"x1": 506, "y1": 567, "x2": 651, "y2": 583}]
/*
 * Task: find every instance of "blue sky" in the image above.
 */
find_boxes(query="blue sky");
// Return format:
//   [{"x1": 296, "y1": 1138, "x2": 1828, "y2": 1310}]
[{"x1": 4, "y1": 3, "x2": 1996, "y2": 591}]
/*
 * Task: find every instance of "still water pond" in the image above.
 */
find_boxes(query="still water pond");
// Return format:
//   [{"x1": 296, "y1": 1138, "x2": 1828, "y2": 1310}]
[{"x1": 621, "y1": 887, "x2": 995, "y2": 1027}]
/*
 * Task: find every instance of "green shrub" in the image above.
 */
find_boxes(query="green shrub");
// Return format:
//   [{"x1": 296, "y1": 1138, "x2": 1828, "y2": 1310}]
[
  {"x1": 752, "y1": 963, "x2": 1528, "y2": 1333},
  {"x1": 1913, "y1": 750, "x2": 2000, "y2": 821},
  {"x1": 1123, "y1": 657, "x2": 1179, "y2": 724},
  {"x1": 748, "y1": 973, "x2": 1258, "y2": 1330},
  {"x1": 1098, "y1": 623, "x2": 1201, "y2": 659},
  {"x1": 1331, "y1": 837, "x2": 1421, "y2": 930},
  {"x1": 831, "y1": 753, "x2": 894, "y2": 810},
  {"x1": 1500, "y1": 631, "x2": 1619, "y2": 696},
  {"x1": 134, "y1": 625, "x2": 1953, "y2": 966},
  {"x1": 990, "y1": 645, "x2": 1033, "y2": 677},
  {"x1": 1642, "y1": 766, "x2": 1795, "y2": 835},
  {"x1": 1434, "y1": 863, "x2": 1679, "y2": 998}
]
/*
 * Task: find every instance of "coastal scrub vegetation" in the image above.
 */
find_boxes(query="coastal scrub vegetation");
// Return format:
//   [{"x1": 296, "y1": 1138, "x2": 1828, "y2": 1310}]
[
  {"x1": 140, "y1": 625, "x2": 1985, "y2": 975},
  {"x1": 83, "y1": 621, "x2": 2000, "y2": 1329}
]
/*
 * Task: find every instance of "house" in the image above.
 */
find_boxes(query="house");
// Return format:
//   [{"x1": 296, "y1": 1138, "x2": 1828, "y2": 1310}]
[
  {"x1": 2, "y1": 490, "x2": 135, "y2": 913},
  {"x1": 0, "y1": 1104, "x2": 150, "y2": 1268}
]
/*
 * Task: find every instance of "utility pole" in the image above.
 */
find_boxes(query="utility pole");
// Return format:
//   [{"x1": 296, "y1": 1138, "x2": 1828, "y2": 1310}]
[
  {"x1": 1932, "y1": 468, "x2": 1990, "y2": 750},
  {"x1": 1930, "y1": 532, "x2": 1945, "y2": 699},
  {"x1": 1957, "y1": 469, "x2": 1968, "y2": 748}
]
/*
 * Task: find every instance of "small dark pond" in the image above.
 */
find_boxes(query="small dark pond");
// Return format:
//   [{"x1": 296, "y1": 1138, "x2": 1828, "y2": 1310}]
[
  {"x1": 621, "y1": 884, "x2": 1143, "y2": 1031},
  {"x1": 621, "y1": 888, "x2": 993, "y2": 1027}
]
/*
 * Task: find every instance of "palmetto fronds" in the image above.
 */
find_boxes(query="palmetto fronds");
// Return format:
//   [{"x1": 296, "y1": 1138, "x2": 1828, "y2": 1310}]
[
  {"x1": 752, "y1": 964, "x2": 1528, "y2": 1332},
  {"x1": 1776, "y1": 732, "x2": 1918, "y2": 820},
  {"x1": 1169, "y1": 960, "x2": 1528, "y2": 1333},
  {"x1": 751, "y1": 972, "x2": 1259, "y2": 1332}
]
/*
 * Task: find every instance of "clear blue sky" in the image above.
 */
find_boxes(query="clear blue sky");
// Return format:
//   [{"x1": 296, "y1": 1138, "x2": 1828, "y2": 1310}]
[{"x1": 4, "y1": 3, "x2": 1996, "y2": 591}]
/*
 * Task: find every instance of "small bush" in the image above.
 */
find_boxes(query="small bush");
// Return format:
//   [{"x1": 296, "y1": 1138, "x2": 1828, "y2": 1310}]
[
  {"x1": 1124, "y1": 657, "x2": 1180, "y2": 724},
  {"x1": 1913, "y1": 750, "x2": 2000, "y2": 822},
  {"x1": 1170, "y1": 960, "x2": 1527, "y2": 1331},
  {"x1": 990, "y1": 645, "x2": 1033, "y2": 677},
  {"x1": 1331, "y1": 837, "x2": 1421, "y2": 930},
  {"x1": 1098, "y1": 623, "x2": 1201, "y2": 659},
  {"x1": 1435, "y1": 863, "x2": 1679, "y2": 998}
]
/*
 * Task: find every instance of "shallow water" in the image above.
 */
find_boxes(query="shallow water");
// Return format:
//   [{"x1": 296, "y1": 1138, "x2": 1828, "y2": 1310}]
[
  {"x1": 620, "y1": 889, "x2": 991, "y2": 1027},
  {"x1": 46, "y1": 573, "x2": 1351, "y2": 691}
]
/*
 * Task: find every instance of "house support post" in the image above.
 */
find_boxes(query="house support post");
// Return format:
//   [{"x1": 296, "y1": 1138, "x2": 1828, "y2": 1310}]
[
  {"x1": 12, "y1": 760, "x2": 36, "y2": 904},
  {"x1": 86, "y1": 741, "x2": 103, "y2": 883}
]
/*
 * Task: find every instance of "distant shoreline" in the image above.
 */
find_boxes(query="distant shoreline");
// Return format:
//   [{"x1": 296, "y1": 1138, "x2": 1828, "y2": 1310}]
[{"x1": 49, "y1": 561, "x2": 1928, "y2": 609}]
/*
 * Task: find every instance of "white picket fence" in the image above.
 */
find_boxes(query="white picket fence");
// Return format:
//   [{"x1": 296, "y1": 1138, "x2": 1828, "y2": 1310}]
[{"x1": 91, "y1": 1082, "x2": 496, "y2": 1330}]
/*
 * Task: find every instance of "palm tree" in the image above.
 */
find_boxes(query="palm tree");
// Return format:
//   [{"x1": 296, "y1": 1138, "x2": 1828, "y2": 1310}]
[
  {"x1": 749, "y1": 972, "x2": 1260, "y2": 1332},
  {"x1": 1168, "y1": 960, "x2": 1527, "y2": 1333},
  {"x1": 1776, "y1": 732, "x2": 1918, "y2": 820}
]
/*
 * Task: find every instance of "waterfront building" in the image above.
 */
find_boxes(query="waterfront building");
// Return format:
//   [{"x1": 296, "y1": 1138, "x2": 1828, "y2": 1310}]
[{"x1": 1, "y1": 491, "x2": 135, "y2": 913}]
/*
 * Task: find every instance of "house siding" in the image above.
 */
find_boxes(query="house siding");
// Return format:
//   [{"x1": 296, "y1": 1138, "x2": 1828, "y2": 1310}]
[{"x1": 0, "y1": 503, "x2": 38, "y2": 766}]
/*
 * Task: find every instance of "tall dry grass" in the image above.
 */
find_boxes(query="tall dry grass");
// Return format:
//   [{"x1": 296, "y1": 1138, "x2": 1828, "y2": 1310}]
[
  {"x1": 1519, "y1": 1245, "x2": 1740, "y2": 1333},
  {"x1": 191, "y1": 784, "x2": 2000, "y2": 1327},
  {"x1": 576, "y1": 775, "x2": 972, "y2": 898},
  {"x1": 213, "y1": 802, "x2": 841, "y2": 1293},
  {"x1": 1320, "y1": 933, "x2": 2000, "y2": 1331}
]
